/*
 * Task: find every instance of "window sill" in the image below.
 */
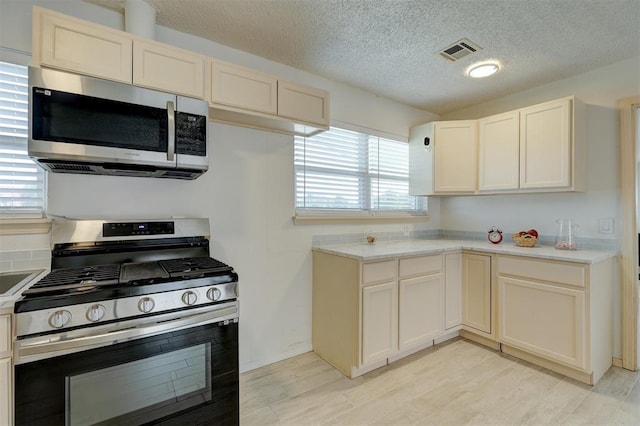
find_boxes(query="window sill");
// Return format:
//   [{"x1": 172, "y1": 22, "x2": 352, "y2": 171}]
[
  {"x1": 0, "y1": 218, "x2": 51, "y2": 235},
  {"x1": 292, "y1": 215, "x2": 430, "y2": 225}
]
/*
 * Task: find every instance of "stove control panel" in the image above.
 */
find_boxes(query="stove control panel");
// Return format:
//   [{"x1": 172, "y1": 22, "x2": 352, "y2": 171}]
[
  {"x1": 103, "y1": 221, "x2": 175, "y2": 237},
  {"x1": 15, "y1": 282, "x2": 238, "y2": 337}
]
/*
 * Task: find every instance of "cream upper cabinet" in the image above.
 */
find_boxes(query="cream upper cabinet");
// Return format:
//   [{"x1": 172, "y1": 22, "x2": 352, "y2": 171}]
[
  {"x1": 478, "y1": 111, "x2": 520, "y2": 192},
  {"x1": 208, "y1": 60, "x2": 329, "y2": 136},
  {"x1": 209, "y1": 59, "x2": 278, "y2": 114},
  {"x1": 33, "y1": 6, "x2": 133, "y2": 83},
  {"x1": 519, "y1": 97, "x2": 584, "y2": 190},
  {"x1": 409, "y1": 120, "x2": 477, "y2": 196},
  {"x1": 409, "y1": 96, "x2": 584, "y2": 196},
  {"x1": 133, "y1": 40, "x2": 205, "y2": 98},
  {"x1": 462, "y1": 253, "x2": 492, "y2": 335},
  {"x1": 278, "y1": 80, "x2": 330, "y2": 126},
  {"x1": 444, "y1": 252, "x2": 462, "y2": 330},
  {"x1": 434, "y1": 120, "x2": 478, "y2": 193},
  {"x1": 497, "y1": 255, "x2": 613, "y2": 385}
]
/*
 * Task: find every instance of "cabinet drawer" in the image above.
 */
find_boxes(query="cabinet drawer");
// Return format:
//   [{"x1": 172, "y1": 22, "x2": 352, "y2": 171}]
[
  {"x1": 0, "y1": 315, "x2": 10, "y2": 357},
  {"x1": 362, "y1": 260, "x2": 396, "y2": 285},
  {"x1": 498, "y1": 256, "x2": 585, "y2": 288},
  {"x1": 399, "y1": 255, "x2": 442, "y2": 278}
]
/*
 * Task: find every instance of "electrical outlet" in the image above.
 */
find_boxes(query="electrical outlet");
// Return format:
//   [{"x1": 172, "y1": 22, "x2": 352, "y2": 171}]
[{"x1": 598, "y1": 218, "x2": 614, "y2": 234}]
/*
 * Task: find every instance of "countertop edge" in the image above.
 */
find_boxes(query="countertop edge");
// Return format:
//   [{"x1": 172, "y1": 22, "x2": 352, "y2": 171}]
[{"x1": 312, "y1": 240, "x2": 617, "y2": 264}]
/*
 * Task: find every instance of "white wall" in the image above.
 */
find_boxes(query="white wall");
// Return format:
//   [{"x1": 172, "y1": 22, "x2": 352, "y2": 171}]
[{"x1": 0, "y1": 0, "x2": 438, "y2": 371}]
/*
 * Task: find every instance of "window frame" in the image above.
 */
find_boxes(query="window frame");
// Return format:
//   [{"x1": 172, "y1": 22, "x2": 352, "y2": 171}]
[
  {"x1": 294, "y1": 122, "x2": 427, "y2": 223},
  {"x1": 0, "y1": 49, "x2": 48, "y2": 223}
]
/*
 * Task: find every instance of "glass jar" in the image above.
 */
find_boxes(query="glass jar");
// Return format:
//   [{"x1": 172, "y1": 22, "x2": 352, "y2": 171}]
[{"x1": 554, "y1": 218, "x2": 578, "y2": 250}]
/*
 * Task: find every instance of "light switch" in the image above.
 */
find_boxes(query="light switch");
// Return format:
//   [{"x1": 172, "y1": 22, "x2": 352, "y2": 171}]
[{"x1": 598, "y1": 218, "x2": 614, "y2": 234}]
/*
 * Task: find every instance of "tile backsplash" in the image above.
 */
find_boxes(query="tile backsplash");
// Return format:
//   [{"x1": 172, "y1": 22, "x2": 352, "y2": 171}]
[{"x1": 0, "y1": 232, "x2": 51, "y2": 272}]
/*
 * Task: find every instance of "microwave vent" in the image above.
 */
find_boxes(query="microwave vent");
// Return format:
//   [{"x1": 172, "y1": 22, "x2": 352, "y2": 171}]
[
  {"x1": 48, "y1": 163, "x2": 93, "y2": 173},
  {"x1": 438, "y1": 38, "x2": 482, "y2": 62}
]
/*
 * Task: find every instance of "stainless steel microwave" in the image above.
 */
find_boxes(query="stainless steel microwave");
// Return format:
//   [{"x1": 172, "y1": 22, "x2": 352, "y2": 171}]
[{"x1": 28, "y1": 66, "x2": 209, "y2": 179}]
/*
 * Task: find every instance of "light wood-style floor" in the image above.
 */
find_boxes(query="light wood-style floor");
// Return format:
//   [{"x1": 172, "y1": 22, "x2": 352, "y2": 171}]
[{"x1": 240, "y1": 338, "x2": 640, "y2": 425}]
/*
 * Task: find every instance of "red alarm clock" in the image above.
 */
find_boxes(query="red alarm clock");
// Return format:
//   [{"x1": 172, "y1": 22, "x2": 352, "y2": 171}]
[{"x1": 488, "y1": 227, "x2": 503, "y2": 244}]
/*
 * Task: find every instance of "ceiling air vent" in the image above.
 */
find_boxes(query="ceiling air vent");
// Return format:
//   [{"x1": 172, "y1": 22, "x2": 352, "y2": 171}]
[{"x1": 438, "y1": 38, "x2": 482, "y2": 62}]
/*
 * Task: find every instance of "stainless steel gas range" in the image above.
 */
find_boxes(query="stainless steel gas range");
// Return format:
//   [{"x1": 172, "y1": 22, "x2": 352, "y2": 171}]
[{"x1": 13, "y1": 218, "x2": 239, "y2": 425}]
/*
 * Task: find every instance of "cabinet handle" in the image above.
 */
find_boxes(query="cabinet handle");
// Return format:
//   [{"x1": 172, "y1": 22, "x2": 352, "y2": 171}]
[{"x1": 167, "y1": 100, "x2": 175, "y2": 161}]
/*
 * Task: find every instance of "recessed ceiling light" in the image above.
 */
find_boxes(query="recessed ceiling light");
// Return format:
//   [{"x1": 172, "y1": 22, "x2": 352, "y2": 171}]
[{"x1": 467, "y1": 61, "x2": 500, "y2": 78}]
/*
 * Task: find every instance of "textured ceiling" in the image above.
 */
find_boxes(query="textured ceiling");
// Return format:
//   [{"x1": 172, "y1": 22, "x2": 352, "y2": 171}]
[{"x1": 84, "y1": 0, "x2": 640, "y2": 115}]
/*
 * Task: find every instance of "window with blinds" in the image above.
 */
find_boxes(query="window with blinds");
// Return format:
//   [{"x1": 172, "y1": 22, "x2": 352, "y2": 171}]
[
  {"x1": 0, "y1": 61, "x2": 45, "y2": 217},
  {"x1": 294, "y1": 127, "x2": 425, "y2": 215}
]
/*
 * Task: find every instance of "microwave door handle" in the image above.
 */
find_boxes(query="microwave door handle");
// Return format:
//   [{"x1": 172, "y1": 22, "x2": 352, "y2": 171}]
[{"x1": 167, "y1": 100, "x2": 175, "y2": 162}]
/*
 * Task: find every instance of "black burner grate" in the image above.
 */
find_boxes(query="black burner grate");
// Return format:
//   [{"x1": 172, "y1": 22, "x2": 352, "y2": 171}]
[
  {"x1": 160, "y1": 257, "x2": 232, "y2": 277},
  {"x1": 32, "y1": 264, "x2": 121, "y2": 288}
]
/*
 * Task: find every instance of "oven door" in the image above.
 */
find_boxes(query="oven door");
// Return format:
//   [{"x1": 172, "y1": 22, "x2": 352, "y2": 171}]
[{"x1": 14, "y1": 307, "x2": 239, "y2": 426}]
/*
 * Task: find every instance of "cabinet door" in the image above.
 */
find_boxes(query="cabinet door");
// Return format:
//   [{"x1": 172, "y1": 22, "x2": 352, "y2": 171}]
[
  {"x1": 478, "y1": 111, "x2": 520, "y2": 191},
  {"x1": 133, "y1": 40, "x2": 205, "y2": 98},
  {"x1": 433, "y1": 121, "x2": 477, "y2": 193},
  {"x1": 0, "y1": 315, "x2": 9, "y2": 358},
  {"x1": 36, "y1": 8, "x2": 133, "y2": 83},
  {"x1": 361, "y1": 281, "x2": 397, "y2": 365},
  {"x1": 210, "y1": 60, "x2": 278, "y2": 114},
  {"x1": 462, "y1": 253, "x2": 491, "y2": 334},
  {"x1": 520, "y1": 98, "x2": 572, "y2": 189},
  {"x1": 498, "y1": 276, "x2": 586, "y2": 369},
  {"x1": 444, "y1": 252, "x2": 462, "y2": 330},
  {"x1": 278, "y1": 80, "x2": 329, "y2": 126},
  {"x1": 398, "y1": 274, "x2": 443, "y2": 350},
  {"x1": 0, "y1": 357, "x2": 10, "y2": 426}
]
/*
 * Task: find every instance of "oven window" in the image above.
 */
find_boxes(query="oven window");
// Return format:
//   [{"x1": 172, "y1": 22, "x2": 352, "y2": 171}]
[{"x1": 67, "y1": 343, "x2": 211, "y2": 426}]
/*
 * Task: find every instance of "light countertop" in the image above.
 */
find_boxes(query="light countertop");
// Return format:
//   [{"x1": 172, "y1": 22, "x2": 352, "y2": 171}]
[
  {"x1": 312, "y1": 239, "x2": 616, "y2": 264},
  {"x1": 0, "y1": 269, "x2": 47, "y2": 315}
]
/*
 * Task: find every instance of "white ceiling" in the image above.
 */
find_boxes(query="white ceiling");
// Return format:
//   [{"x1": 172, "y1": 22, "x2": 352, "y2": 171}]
[{"x1": 85, "y1": 0, "x2": 640, "y2": 115}]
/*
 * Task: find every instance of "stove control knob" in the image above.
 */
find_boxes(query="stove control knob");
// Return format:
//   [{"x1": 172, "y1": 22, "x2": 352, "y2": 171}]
[
  {"x1": 182, "y1": 290, "x2": 198, "y2": 306},
  {"x1": 49, "y1": 310, "x2": 72, "y2": 329},
  {"x1": 86, "y1": 304, "x2": 106, "y2": 322},
  {"x1": 207, "y1": 287, "x2": 222, "y2": 301},
  {"x1": 138, "y1": 297, "x2": 155, "y2": 313}
]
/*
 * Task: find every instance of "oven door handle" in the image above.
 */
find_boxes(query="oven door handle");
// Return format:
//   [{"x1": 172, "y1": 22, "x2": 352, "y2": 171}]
[{"x1": 16, "y1": 305, "x2": 237, "y2": 362}]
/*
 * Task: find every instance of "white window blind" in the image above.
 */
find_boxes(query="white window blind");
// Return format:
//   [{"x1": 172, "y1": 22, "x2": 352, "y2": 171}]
[
  {"x1": 295, "y1": 127, "x2": 425, "y2": 215},
  {"x1": 0, "y1": 61, "x2": 45, "y2": 216}
]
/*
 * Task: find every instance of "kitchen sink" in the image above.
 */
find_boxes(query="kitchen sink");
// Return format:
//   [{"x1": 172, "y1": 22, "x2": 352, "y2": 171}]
[{"x1": 0, "y1": 270, "x2": 45, "y2": 296}]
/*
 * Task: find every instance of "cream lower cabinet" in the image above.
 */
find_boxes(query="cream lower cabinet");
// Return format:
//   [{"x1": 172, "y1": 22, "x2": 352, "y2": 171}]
[
  {"x1": 362, "y1": 281, "x2": 397, "y2": 365},
  {"x1": 497, "y1": 255, "x2": 613, "y2": 384},
  {"x1": 462, "y1": 252, "x2": 493, "y2": 337},
  {"x1": 312, "y1": 252, "x2": 446, "y2": 378},
  {"x1": 0, "y1": 314, "x2": 11, "y2": 426},
  {"x1": 444, "y1": 252, "x2": 462, "y2": 330}
]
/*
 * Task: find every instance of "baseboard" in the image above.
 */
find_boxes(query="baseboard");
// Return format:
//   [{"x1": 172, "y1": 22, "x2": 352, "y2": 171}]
[
  {"x1": 501, "y1": 344, "x2": 593, "y2": 385},
  {"x1": 612, "y1": 357, "x2": 623, "y2": 368},
  {"x1": 460, "y1": 329, "x2": 500, "y2": 351},
  {"x1": 239, "y1": 343, "x2": 313, "y2": 373}
]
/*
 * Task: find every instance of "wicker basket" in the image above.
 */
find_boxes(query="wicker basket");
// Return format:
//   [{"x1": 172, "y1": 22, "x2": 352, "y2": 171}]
[{"x1": 512, "y1": 234, "x2": 538, "y2": 247}]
